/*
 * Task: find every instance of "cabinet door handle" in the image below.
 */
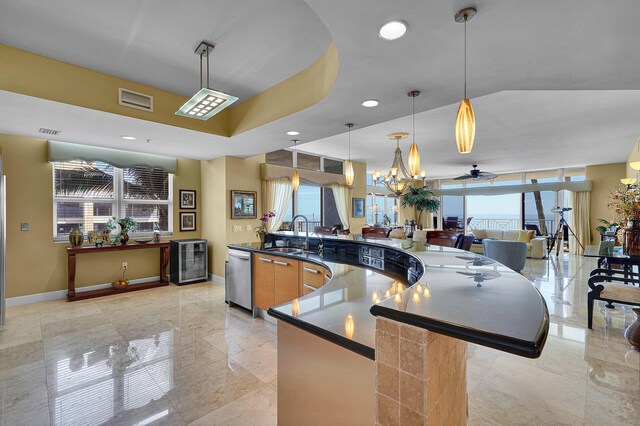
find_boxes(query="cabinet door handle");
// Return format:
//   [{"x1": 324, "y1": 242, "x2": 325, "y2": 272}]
[
  {"x1": 303, "y1": 266, "x2": 319, "y2": 274},
  {"x1": 304, "y1": 283, "x2": 321, "y2": 291},
  {"x1": 258, "y1": 257, "x2": 273, "y2": 263},
  {"x1": 273, "y1": 260, "x2": 288, "y2": 266}
]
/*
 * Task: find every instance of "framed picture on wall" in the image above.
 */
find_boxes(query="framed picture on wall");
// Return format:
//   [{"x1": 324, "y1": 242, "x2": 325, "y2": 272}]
[
  {"x1": 231, "y1": 190, "x2": 257, "y2": 219},
  {"x1": 180, "y1": 212, "x2": 196, "y2": 231},
  {"x1": 180, "y1": 190, "x2": 196, "y2": 209},
  {"x1": 352, "y1": 197, "x2": 365, "y2": 218}
]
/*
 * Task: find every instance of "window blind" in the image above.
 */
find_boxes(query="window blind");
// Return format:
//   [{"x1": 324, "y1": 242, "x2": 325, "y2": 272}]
[{"x1": 53, "y1": 161, "x2": 172, "y2": 238}]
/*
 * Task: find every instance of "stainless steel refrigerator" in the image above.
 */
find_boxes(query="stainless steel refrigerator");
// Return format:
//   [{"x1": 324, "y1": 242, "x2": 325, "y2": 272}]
[{"x1": 0, "y1": 156, "x2": 6, "y2": 325}]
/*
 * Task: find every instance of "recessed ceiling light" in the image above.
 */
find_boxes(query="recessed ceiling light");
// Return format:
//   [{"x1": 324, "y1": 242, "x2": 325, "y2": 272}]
[
  {"x1": 361, "y1": 99, "x2": 379, "y2": 108},
  {"x1": 378, "y1": 20, "x2": 408, "y2": 40},
  {"x1": 286, "y1": 131, "x2": 300, "y2": 136},
  {"x1": 121, "y1": 135, "x2": 136, "y2": 140}
]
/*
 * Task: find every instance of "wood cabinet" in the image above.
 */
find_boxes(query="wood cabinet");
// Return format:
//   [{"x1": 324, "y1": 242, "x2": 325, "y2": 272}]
[
  {"x1": 253, "y1": 255, "x2": 332, "y2": 308},
  {"x1": 254, "y1": 254, "x2": 275, "y2": 310},
  {"x1": 301, "y1": 262, "x2": 331, "y2": 296},
  {"x1": 274, "y1": 258, "x2": 299, "y2": 306}
]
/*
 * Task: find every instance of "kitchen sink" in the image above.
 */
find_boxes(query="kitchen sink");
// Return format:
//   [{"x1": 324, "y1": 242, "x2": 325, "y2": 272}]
[
  {"x1": 265, "y1": 247, "x2": 315, "y2": 254},
  {"x1": 265, "y1": 247, "x2": 306, "y2": 253}
]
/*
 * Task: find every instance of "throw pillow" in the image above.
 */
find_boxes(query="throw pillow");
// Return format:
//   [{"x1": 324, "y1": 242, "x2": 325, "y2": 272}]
[
  {"x1": 518, "y1": 230, "x2": 535, "y2": 242},
  {"x1": 473, "y1": 229, "x2": 488, "y2": 239}
]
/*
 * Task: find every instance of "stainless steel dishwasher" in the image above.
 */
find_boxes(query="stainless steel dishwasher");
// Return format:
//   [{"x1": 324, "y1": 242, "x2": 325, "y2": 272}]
[{"x1": 225, "y1": 249, "x2": 253, "y2": 311}]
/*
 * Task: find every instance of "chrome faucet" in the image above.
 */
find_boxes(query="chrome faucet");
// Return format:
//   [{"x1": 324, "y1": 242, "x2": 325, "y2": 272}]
[{"x1": 289, "y1": 215, "x2": 310, "y2": 250}]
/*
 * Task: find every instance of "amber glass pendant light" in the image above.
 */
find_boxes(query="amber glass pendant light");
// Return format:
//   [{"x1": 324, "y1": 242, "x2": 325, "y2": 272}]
[
  {"x1": 344, "y1": 123, "x2": 355, "y2": 186},
  {"x1": 407, "y1": 91, "x2": 421, "y2": 176},
  {"x1": 454, "y1": 7, "x2": 477, "y2": 154},
  {"x1": 292, "y1": 139, "x2": 300, "y2": 191}
]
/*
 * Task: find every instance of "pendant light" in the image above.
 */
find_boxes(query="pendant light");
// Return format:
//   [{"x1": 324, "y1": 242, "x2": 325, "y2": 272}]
[
  {"x1": 344, "y1": 123, "x2": 355, "y2": 186},
  {"x1": 292, "y1": 139, "x2": 300, "y2": 191},
  {"x1": 407, "y1": 91, "x2": 421, "y2": 177},
  {"x1": 176, "y1": 41, "x2": 238, "y2": 120},
  {"x1": 454, "y1": 8, "x2": 477, "y2": 154}
]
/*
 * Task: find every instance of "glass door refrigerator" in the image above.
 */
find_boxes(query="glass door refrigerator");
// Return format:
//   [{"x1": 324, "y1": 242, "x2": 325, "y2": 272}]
[{"x1": 170, "y1": 239, "x2": 208, "y2": 285}]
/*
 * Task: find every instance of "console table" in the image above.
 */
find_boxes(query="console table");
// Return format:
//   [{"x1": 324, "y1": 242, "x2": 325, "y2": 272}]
[{"x1": 66, "y1": 242, "x2": 170, "y2": 301}]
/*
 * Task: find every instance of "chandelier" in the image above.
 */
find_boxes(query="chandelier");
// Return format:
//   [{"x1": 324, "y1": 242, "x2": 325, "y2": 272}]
[
  {"x1": 372, "y1": 91, "x2": 426, "y2": 196},
  {"x1": 372, "y1": 132, "x2": 426, "y2": 196}
]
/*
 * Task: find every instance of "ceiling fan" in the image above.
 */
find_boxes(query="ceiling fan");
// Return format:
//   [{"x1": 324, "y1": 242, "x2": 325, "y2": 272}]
[{"x1": 453, "y1": 164, "x2": 497, "y2": 181}]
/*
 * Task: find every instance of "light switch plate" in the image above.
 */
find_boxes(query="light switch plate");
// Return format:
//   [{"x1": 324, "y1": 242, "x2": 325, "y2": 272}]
[
  {"x1": 20, "y1": 223, "x2": 29, "y2": 231},
  {"x1": 246, "y1": 224, "x2": 252, "y2": 231},
  {"x1": 233, "y1": 225, "x2": 241, "y2": 232}
]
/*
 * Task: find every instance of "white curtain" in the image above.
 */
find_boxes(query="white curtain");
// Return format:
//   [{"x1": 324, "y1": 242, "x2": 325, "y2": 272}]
[
  {"x1": 329, "y1": 184, "x2": 351, "y2": 229},
  {"x1": 568, "y1": 191, "x2": 591, "y2": 255},
  {"x1": 262, "y1": 178, "x2": 293, "y2": 232}
]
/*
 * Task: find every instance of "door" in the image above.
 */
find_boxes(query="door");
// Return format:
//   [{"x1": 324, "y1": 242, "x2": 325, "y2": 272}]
[
  {"x1": 254, "y1": 254, "x2": 275, "y2": 310},
  {"x1": 274, "y1": 258, "x2": 299, "y2": 305}
]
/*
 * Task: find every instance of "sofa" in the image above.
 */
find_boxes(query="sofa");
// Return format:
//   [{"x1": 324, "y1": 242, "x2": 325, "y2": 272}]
[{"x1": 470, "y1": 229, "x2": 547, "y2": 259}]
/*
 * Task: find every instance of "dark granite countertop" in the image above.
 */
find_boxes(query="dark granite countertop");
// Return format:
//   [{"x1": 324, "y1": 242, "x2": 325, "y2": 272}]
[{"x1": 228, "y1": 232, "x2": 549, "y2": 360}]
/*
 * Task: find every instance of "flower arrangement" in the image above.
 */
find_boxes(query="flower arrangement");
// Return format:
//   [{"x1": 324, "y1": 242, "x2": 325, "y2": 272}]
[
  {"x1": 106, "y1": 216, "x2": 139, "y2": 245},
  {"x1": 608, "y1": 186, "x2": 640, "y2": 228},
  {"x1": 255, "y1": 211, "x2": 276, "y2": 237}
]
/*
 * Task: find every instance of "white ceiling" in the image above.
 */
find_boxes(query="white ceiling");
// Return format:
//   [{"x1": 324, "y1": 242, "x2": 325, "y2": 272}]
[
  {"x1": 0, "y1": 0, "x2": 331, "y2": 101},
  {"x1": 298, "y1": 90, "x2": 640, "y2": 178},
  {"x1": 1, "y1": 0, "x2": 639, "y2": 177}
]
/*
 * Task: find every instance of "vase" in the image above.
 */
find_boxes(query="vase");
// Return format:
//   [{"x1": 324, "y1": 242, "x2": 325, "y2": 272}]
[
  {"x1": 625, "y1": 308, "x2": 640, "y2": 352},
  {"x1": 120, "y1": 232, "x2": 129, "y2": 245},
  {"x1": 257, "y1": 231, "x2": 266, "y2": 245},
  {"x1": 623, "y1": 227, "x2": 640, "y2": 256},
  {"x1": 68, "y1": 228, "x2": 84, "y2": 247}
]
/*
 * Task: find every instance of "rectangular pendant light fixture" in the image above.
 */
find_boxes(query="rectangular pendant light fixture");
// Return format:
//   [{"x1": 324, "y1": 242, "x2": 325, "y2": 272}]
[
  {"x1": 176, "y1": 88, "x2": 238, "y2": 120},
  {"x1": 176, "y1": 41, "x2": 238, "y2": 120}
]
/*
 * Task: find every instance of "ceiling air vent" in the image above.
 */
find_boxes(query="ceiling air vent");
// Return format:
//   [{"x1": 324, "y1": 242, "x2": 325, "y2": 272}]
[
  {"x1": 118, "y1": 88, "x2": 154, "y2": 112},
  {"x1": 39, "y1": 128, "x2": 61, "y2": 136}
]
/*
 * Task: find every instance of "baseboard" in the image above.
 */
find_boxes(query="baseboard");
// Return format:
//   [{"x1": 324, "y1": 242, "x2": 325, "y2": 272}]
[
  {"x1": 6, "y1": 276, "x2": 160, "y2": 307},
  {"x1": 209, "y1": 273, "x2": 225, "y2": 286}
]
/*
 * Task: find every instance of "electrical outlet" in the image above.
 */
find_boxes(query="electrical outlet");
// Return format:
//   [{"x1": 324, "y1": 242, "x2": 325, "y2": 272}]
[
  {"x1": 233, "y1": 225, "x2": 241, "y2": 232},
  {"x1": 122, "y1": 262, "x2": 128, "y2": 270},
  {"x1": 246, "y1": 224, "x2": 252, "y2": 231}
]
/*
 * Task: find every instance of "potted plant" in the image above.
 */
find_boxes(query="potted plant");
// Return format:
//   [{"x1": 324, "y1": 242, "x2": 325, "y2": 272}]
[
  {"x1": 595, "y1": 218, "x2": 619, "y2": 235},
  {"x1": 107, "y1": 217, "x2": 139, "y2": 245},
  {"x1": 255, "y1": 211, "x2": 276, "y2": 244},
  {"x1": 401, "y1": 186, "x2": 441, "y2": 228}
]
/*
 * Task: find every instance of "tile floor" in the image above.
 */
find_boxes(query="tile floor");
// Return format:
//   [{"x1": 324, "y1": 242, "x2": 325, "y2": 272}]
[{"x1": 0, "y1": 253, "x2": 638, "y2": 425}]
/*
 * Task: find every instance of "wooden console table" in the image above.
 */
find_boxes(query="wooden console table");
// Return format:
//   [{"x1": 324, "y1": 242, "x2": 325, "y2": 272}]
[{"x1": 67, "y1": 242, "x2": 170, "y2": 301}]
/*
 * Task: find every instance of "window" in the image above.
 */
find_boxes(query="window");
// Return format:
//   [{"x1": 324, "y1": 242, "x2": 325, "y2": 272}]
[
  {"x1": 265, "y1": 150, "x2": 293, "y2": 167},
  {"x1": 296, "y1": 153, "x2": 321, "y2": 171},
  {"x1": 323, "y1": 158, "x2": 344, "y2": 175},
  {"x1": 365, "y1": 194, "x2": 398, "y2": 226},
  {"x1": 53, "y1": 161, "x2": 172, "y2": 239}
]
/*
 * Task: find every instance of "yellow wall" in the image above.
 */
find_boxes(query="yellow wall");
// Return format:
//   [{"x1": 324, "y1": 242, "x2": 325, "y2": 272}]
[
  {"x1": 585, "y1": 163, "x2": 625, "y2": 244},
  {"x1": 200, "y1": 155, "x2": 264, "y2": 278},
  {"x1": 0, "y1": 42, "x2": 338, "y2": 138},
  {"x1": 0, "y1": 134, "x2": 201, "y2": 298},
  {"x1": 350, "y1": 161, "x2": 367, "y2": 234}
]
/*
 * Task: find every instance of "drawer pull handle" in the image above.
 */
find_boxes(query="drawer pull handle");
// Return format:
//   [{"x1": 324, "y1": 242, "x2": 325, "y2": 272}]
[
  {"x1": 304, "y1": 283, "x2": 321, "y2": 291},
  {"x1": 258, "y1": 257, "x2": 273, "y2": 263},
  {"x1": 273, "y1": 260, "x2": 288, "y2": 266},
  {"x1": 303, "y1": 267, "x2": 319, "y2": 274}
]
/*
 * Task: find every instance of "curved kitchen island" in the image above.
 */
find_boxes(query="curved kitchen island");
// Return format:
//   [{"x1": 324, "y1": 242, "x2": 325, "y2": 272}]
[{"x1": 228, "y1": 233, "x2": 548, "y2": 426}]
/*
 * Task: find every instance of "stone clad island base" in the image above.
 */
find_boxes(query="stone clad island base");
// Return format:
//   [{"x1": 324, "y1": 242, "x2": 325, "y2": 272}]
[
  {"x1": 376, "y1": 317, "x2": 467, "y2": 426},
  {"x1": 276, "y1": 317, "x2": 468, "y2": 426}
]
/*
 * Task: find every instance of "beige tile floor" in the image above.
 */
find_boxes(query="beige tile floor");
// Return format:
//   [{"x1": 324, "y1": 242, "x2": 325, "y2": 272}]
[{"x1": 0, "y1": 253, "x2": 638, "y2": 425}]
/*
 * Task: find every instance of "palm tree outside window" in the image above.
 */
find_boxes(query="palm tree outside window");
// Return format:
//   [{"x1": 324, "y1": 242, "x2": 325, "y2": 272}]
[{"x1": 53, "y1": 160, "x2": 173, "y2": 240}]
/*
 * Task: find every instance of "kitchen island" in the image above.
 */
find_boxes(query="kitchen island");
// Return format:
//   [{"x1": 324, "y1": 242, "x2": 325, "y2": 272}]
[{"x1": 228, "y1": 233, "x2": 548, "y2": 425}]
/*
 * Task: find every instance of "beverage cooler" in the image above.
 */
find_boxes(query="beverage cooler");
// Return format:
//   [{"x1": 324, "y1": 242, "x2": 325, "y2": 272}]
[{"x1": 170, "y1": 239, "x2": 208, "y2": 285}]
